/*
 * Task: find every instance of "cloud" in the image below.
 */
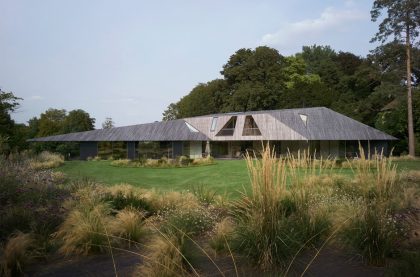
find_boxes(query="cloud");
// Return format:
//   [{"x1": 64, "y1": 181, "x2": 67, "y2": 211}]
[
  {"x1": 29, "y1": 95, "x2": 43, "y2": 100},
  {"x1": 261, "y1": 6, "x2": 366, "y2": 54}
]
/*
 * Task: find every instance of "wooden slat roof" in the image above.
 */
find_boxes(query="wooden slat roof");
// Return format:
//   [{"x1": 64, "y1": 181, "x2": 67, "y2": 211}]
[
  {"x1": 28, "y1": 120, "x2": 208, "y2": 142},
  {"x1": 29, "y1": 107, "x2": 397, "y2": 142}
]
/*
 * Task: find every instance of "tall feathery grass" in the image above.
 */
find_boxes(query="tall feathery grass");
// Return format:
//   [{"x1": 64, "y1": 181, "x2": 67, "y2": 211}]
[
  {"x1": 338, "y1": 145, "x2": 402, "y2": 266},
  {"x1": 232, "y1": 146, "x2": 330, "y2": 270}
]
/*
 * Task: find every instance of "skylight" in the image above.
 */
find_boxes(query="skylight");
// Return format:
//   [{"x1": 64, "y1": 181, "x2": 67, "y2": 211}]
[
  {"x1": 299, "y1": 114, "x2": 308, "y2": 126},
  {"x1": 185, "y1": 122, "x2": 199, "y2": 132},
  {"x1": 210, "y1": 117, "x2": 218, "y2": 132}
]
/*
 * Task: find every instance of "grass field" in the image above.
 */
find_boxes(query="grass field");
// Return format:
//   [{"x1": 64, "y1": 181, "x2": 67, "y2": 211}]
[{"x1": 57, "y1": 159, "x2": 420, "y2": 197}]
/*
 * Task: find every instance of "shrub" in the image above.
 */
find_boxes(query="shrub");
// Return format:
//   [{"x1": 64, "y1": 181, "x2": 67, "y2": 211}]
[
  {"x1": 162, "y1": 208, "x2": 213, "y2": 237},
  {"x1": 54, "y1": 201, "x2": 113, "y2": 255},
  {"x1": 232, "y1": 146, "x2": 331, "y2": 270},
  {"x1": 0, "y1": 160, "x2": 71, "y2": 241},
  {"x1": 0, "y1": 232, "x2": 38, "y2": 276},
  {"x1": 137, "y1": 233, "x2": 193, "y2": 277},
  {"x1": 190, "y1": 184, "x2": 216, "y2": 205},
  {"x1": 51, "y1": 171, "x2": 66, "y2": 183},
  {"x1": 386, "y1": 250, "x2": 420, "y2": 276},
  {"x1": 209, "y1": 217, "x2": 235, "y2": 253},
  {"x1": 110, "y1": 159, "x2": 132, "y2": 167},
  {"x1": 146, "y1": 159, "x2": 160, "y2": 167},
  {"x1": 340, "y1": 204, "x2": 400, "y2": 266},
  {"x1": 191, "y1": 156, "x2": 215, "y2": 166},
  {"x1": 104, "y1": 184, "x2": 153, "y2": 213},
  {"x1": 29, "y1": 151, "x2": 64, "y2": 170},
  {"x1": 109, "y1": 208, "x2": 146, "y2": 246},
  {"x1": 87, "y1": 156, "x2": 101, "y2": 161},
  {"x1": 178, "y1": 156, "x2": 192, "y2": 166}
]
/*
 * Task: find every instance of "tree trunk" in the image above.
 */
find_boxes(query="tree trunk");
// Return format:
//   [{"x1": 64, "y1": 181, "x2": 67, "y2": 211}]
[{"x1": 406, "y1": 24, "x2": 415, "y2": 157}]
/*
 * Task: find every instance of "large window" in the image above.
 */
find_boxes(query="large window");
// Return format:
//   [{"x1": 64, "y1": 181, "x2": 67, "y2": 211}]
[
  {"x1": 216, "y1": 116, "x2": 237, "y2": 136},
  {"x1": 137, "y1": 141, "x2": 173, "y2": 159},
  {"x1": 98, "y1": 142, "x2": 127, "y2": 159},
  {"x1": 242, "y1": 115, "x2": 261, "y2": 136}
]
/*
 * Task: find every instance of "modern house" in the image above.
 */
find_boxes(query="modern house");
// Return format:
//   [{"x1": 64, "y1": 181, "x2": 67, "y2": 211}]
[{"x1": 28, "y1": 107, "x2": 397, "y2": 160}]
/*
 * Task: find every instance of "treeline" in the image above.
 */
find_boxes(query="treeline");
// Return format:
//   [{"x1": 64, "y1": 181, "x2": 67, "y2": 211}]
[
  {"x1": 163, "y1": 44, "x2": 420, "y2": 155},
  {"x1": 0, "y1": 92, "x2": 96, "y2": 157}
]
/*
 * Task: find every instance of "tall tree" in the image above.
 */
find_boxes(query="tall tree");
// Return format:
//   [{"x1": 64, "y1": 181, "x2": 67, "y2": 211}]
[
  {"x1": 371, "y1": 0, "x2": 420, "y2": 156},
  {"x1": 162, "y1": 103, "x2": 179, "y2": 121},
  {"x1": 37, "y1": 109, "x2": 67, "y2": 137},
  {"x1": 0, "y1": 90, "x2": 22, "y2": 153},
  {"x1": 63, "y1": 109, "x2": 95, "y2": 133},
  {"x1": 102, "y1": 117, "x2": 115, "y2": 129}
]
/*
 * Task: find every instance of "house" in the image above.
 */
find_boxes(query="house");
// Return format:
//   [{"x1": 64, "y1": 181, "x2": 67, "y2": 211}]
[{"x1": 28, "y1": 107, "x2": 397, "y2": 159}]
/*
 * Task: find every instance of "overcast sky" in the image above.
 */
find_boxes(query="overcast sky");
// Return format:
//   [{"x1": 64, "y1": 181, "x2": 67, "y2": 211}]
[{"x1": 1, "y1": 0, "x2": 381, "y2": 128}]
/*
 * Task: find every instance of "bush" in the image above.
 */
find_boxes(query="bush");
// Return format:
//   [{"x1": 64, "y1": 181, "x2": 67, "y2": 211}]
[
  {"x1": 0, "y1": 232, "x2": 38, "y2": 277},
  {"x1": 0, "y1": 160, "x2": 71, "y2": 241},
  {"x1": 232, "y1": 146, "x2": 331, "y2": 270},
  {"x1": 29, "y1": 151, "x2": 64, "y2": 170},
  {"x1": 103, "y1": 184, "x2": 154, "y2": 213},
  {"x1": 109, "y1": 208, "x2": 146, "y2": 246},
  {"x1": 110, "y1": 159, "x2": 132, "y2": 167},
  {"x1": 386, "y1": 250, "x2": 420, "y2": 276},
  {"x1": 190, "y1": 184, "x2": 216, "y2": 205},
  {"x1": 209, "y1": 217, "x2": 235, "y2": 253},
  {"x1": 191, "y1": 156, "x2": 215, "y2": 166},
  {"x1": 178, "y1": 156, "x2": 192, "y2": 166},
  {"x1": 162, "y1": 208, "x2": 213, "y2": 237},
  {"x1": 340, "y1": 203, "x2": 400, "y2": 266},
  {"x1": 137, "y1": 233, "x2": 193, "y2": 277},
  {"x1": 54, "y1": 201, "x2": 113, "y2": 255}
]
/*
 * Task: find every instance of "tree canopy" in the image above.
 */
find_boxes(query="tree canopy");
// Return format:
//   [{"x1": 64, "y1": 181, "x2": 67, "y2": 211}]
[{"x1": 163, "y1": 42, "x2": 420, "y2": 155}]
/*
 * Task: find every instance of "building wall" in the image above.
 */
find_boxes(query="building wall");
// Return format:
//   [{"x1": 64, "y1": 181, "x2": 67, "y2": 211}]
[{"x1": 80, "y1": 142, "x2": 98, "y2": 160}]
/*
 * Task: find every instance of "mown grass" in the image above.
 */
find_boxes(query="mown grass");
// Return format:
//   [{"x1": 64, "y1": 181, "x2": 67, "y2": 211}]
[{"x1": 57, "y1": 159, "x2": 420, "y2": 197}]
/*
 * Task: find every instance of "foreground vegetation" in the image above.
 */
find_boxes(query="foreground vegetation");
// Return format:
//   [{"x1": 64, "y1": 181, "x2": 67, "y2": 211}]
[{"x1": 1, "y1": 150, "x2": 419, "y2": 276}]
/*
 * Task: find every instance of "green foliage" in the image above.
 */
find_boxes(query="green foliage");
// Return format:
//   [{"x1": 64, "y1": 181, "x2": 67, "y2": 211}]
[
  {"x1": 29, "y1": 108, "x2": 95, "y2": 156},
  {"x1": 340, "y1": 204, "x2": 400, "y2": 266},
  {"x1": 190, "y1": 184, "x2": 216, "y2": 205},
  {"x1": 103, "y1": 190, "x2": 153, "y2": 213},
  {"x1": 386, "y1": 250, "x2": 420, "y2": 276},
  {"x1": 0, "y1": 155, "x2": 71, "y2": 241},
  {"x1": 371, "y1": 0, "x2": 420, "y2": 44},
  {"x1": 0, "y1": 90, "x2": 23, "y2": 154}
]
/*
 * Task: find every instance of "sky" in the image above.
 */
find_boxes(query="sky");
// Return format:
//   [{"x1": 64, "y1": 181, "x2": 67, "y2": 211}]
[{"x1": 0, "y1": 0, "x2": 381, "y2": 128}]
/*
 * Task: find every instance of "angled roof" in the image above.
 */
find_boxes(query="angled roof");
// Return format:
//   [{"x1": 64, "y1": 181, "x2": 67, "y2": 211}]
[
  {"x1": 184, "y1": 107, "x2": 397, "y2": 141},
  {"x1": 28, "y1": 107, "x2": 397, "y2": 142},
  {"x1": 28, "y1": 119, "x2": 208, "y2": 142}
]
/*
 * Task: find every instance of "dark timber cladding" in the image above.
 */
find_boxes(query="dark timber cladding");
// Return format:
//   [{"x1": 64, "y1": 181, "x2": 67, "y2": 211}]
[
  {"x1": 80, "y1": 142, "x2": 98, "y2": 160},
  {"x1": 28, "y1": 107, "x2": 398, "y2": 159}
]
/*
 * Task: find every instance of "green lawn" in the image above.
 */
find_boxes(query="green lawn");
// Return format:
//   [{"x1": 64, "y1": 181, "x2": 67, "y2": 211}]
[{"x1": 57, "y1": 159, "x2": 420, "y2": 197}]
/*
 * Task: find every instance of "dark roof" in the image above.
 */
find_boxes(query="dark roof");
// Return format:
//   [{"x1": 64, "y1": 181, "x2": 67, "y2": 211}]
[
  {"x1": 28, "y1": 107, "x2": 397, "y2": 142},
  {"x1": 28, "y1": 120, "x2": 208, "y2": 142}
]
